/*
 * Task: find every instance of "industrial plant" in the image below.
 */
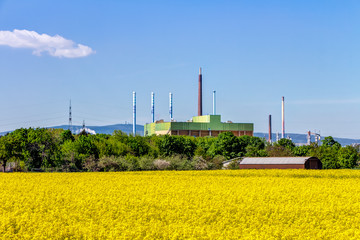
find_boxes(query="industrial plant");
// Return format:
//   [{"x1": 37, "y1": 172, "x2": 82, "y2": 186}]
[{"x1": 143, "y1": 68, "x2": 254, "y2": 137}]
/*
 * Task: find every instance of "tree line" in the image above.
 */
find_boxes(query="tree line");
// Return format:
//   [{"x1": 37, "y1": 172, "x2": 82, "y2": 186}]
[{"x1": 0, "y1": 128, "x2": 358, "y2": 172}]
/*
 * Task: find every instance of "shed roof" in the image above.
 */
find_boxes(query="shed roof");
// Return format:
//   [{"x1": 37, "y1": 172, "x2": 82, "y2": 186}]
[{"x1": 240, "y1": 157, "x2": 315, "y2": 165}]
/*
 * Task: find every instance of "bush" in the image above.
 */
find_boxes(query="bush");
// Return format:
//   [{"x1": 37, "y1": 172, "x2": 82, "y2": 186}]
[
  {"x1": 125, "y1": 155, "x2": 140, "y2": 171},
  {"x1": 167, "y1": 155, "x2": 193, "y2": 170},
  {"x1": 226, "y1": 159, "x2": 241, "y2": 170},
  {"x1": 209, "y1": 155, "x2": 226, "y2": 170},
  {"x1": 98, "y1": 156, "x2": 128, "y2": 172},
  {"x1": 266, "y1": 145, "x2": 293, "y2": 157},
  {"x1": 138, "y1": 156, "x2": 155, "y2": 170},
  {"x1": 83, "y1": 156, "x2": 99, "y2": 172},
  {"x1": 154, "y1": 159, "x2": 170, "y2": 170},
  {"x1": 192, "y1": 156, "x2": 208, "y2": 170}
]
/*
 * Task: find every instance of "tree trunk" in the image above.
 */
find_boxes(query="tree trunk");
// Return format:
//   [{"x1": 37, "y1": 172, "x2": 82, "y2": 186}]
[{"x1": 2, "y1": 160, "x2": 6, "y2": 172}]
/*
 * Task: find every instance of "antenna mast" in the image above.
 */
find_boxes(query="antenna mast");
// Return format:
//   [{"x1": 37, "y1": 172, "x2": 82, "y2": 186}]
[{"x1": 69, "y1": 99, "x2": 72, "y2": 131}]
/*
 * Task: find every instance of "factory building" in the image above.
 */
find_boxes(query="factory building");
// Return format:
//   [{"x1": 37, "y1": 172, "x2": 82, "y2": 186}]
[
  {"x1": 144, "y1": 68, "x2": 254, "y2": 137},
  {"x1": 144, "y1": 115, "x2": 253, "y2": 137}
]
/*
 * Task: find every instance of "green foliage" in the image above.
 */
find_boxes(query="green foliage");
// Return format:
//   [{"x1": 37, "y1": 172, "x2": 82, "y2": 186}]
[
  {"x1": 307, "y1": 137, "x2": 350, "y2": 169},
  {"x1": 266, "y1": 145, "x2": 293, "y2": 157},
  {"x1": 167, "y1": 155, "x2": 193, "y2": 170},
  {"x1": 226, "y1": 159, "x2": 241, "y2": 169},
  {"x1": 208, "y1": 132, "x2": 244, "y2": 159},
  {"x1": 243, "y1": 136, "x2": 267, "y2": 157},
  {"x1": 138, "y1": 156, "x2": 155, "y2": 170},
  {"x1": 310, "y1": 145, "x2": 339, "y2": 169},
  {"x1": 61, "y1": 130, "x2": 74, "y2": 142},
  {"x1": 1, "y1": 128, "x2": 358, "y2": 171},
  {"x1": 292, "y1": 145, "x2": 311, "y2": 156},
  {"x1": 276, "y1": 138, "x2": 295, "y2": 149},
  {"x1": 0, "y1": 136, "x2": 15, "y2": 171},
  {"x1": 194, "y1": 137, "x2": 214, "y2": 158},
  {"x1": 322, "y1": 136, "x2": 341, "y2": 149},
  {"x1": 112, "y1": 131, "x2": 150, "y2": 157},
  {"x1": 98, "y1": 156, "x2": 128, "y2": 172},
  {"x1": 337, "y1": 146, "x2": 359, "y2": 169},
  {"x1": 157, "y1": 135, "x2": 196, "y2": 158}
]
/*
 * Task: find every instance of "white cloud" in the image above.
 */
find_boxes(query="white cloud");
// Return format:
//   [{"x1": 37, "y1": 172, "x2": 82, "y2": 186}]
[{"x1": 0, "y1": 29, "x2": 95, "y2": 58}]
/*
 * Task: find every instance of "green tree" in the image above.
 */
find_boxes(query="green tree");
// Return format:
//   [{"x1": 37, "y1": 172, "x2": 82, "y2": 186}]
[
  {"x1": 337, "y1": 146, "x2": 359, "y2": 168},
  {"x1": 208, "y1": 132, "x2": 244, "y2": 159},
  {"x1": 322, "y1": 136, "x2": 341, "y2": 149},
  {"x1": 241, "y1": 136, "x2": 266, "y2": 157},
  {"x1": 292, "y1": 145, "x2": 311, "y2": 156},
  {"x1": 276, "y1": 138, "x2": 295, "y2": 149},
  {"x1": 0, "y1": 136, "x2": 13, "y2": 171},
  {"x1": 61, "y1": 129, "x2": 75, "y2": 142},
  {"x1": 194, "y1": 137, "x2": 214, "y2": 158},
  {"x1": 157, "y1": 135, "x2": 196, "y2": 158},
  {"x1": 310, "y1": 145, "x2": 339, "y2": 169}
]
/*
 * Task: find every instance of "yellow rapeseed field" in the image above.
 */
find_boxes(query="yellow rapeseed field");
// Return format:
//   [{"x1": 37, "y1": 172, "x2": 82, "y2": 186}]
[{"x1": 0, "y1": 170, "x2": 360, "y2": 239}]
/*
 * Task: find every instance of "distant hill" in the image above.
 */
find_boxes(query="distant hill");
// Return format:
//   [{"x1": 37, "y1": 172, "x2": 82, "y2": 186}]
[
  {"x1": 51, "y1": 124, "x2": 145, "y2": 136},
  {"x1": 0, "y1": 124, "x2": 144, "y2": 136},
  {"x1": 1, "y1": 124, "x2": 359, "y2": 146},
  {"x1": 254, "y1": 133, "x2": 360, "y2": 146}
]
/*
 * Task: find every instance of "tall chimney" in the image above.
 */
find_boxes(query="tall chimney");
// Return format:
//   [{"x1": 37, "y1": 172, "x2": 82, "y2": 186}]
[
  {"x1": 198, "y1": 67, "x2": 202, "y2": 116},
  {"x1": 213, "y1": 90, "x2": 216, "y2": 115},
  {"x1": 169, "y1": 92, "x2": 173, "y2": 120},
  {"x1": 151, "y1": 92, "x2": 155, "y2": 123},
  {"x1": 133, "y1": 91, "x2": 136, "y2": 135},
  {"x1": 282, "y1": 96, "x2": 285, "y2": 139},
  {"x1": 269, "y1": 114, "x2": 272, "y2": 143}
]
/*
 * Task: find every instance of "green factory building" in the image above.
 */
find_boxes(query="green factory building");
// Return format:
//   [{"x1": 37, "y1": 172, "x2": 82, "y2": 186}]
[
  {"x1": 144, "y1": 115, "x2": 253, "y2": 137},
  {"x1": 144, "y1": 68, "x2": 254, "y2": 137}
]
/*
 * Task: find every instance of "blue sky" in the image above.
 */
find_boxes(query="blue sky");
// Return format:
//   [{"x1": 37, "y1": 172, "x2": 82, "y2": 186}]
[{"x1": 0, "y1": 0, "x2": 360, "y2": 138}]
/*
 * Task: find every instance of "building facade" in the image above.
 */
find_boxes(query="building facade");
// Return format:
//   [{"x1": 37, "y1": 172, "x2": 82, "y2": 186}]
[{"x1": 144, "y1": 115, "x2": 253, "y2": 137}]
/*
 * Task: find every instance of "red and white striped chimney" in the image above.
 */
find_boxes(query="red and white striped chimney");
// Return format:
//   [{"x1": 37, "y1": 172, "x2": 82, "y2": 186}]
[{"x1": 282, "y1": 96, "x2": 285, "y2": 139}]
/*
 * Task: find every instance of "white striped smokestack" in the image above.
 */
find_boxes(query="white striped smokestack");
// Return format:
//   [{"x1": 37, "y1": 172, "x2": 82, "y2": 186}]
[
  {"x1": 169, "y1": 92, "x2": 173, "y2": 120},
  {"x1": 151, "y1": 92, "x2": 155, "y2": 123},
  {"x1": 133, "y1": 91, "x2": 136, "y2": 135}
]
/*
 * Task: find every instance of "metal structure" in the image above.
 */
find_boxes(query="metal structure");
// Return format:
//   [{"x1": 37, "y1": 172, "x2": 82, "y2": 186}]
[
  {"x1": 68, "y1": 99, "x2": 72, "y2": 131},
  {"x1": 307, "y1": 131, "x2": 321, "y2": 145},
  {"x1": 213, "y1": 90, "x2": 216, "y2": 115},
  {"x1": 169, "y1": 92, "x2": 173, "y2": 121},
  {"x1": 198, "y1": 67, "x2": 202, "y2": 116},
  {"x1": 268, "y1": 114, "x2": 272, "y2": 143},
  {"x1": 151, "y1": 92, "x2": 155, "y2": 123},
  {"x1": 282, "y1": 96, "x2": 285, "y2": 139},
  {"x1": 133, "y1": 91, "x2": 136, "y2": 135}
]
